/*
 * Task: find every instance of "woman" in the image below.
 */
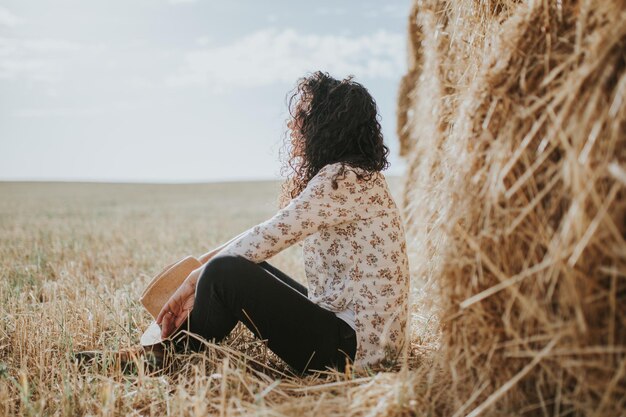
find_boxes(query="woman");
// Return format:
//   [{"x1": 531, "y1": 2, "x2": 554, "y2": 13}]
[{"x1": 156, "y1": 71, "x2": 411, "y2": 375}]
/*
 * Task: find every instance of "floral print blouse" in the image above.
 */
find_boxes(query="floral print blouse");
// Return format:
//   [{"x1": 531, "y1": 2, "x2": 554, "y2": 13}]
[{"x1": 218, "y1": 161, "x2": 410, "y2": 370}]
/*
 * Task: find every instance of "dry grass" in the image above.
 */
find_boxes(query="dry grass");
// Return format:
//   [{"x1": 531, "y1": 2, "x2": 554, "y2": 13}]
[
  {"x1": 0, "y1": 177, "x2": 433, "y2": 416},
  {"x1": 398, "y1": 0, "x2": 626, "y2": 415},
  {"x1": 4, "y1": 0, "x2": 626, "y2": 415}
]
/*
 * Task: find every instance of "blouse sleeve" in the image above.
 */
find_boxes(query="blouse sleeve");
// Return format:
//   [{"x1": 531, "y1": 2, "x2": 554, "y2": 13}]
[{"x1": 216, "y1": 164, "x2": 363, "y2": 263}]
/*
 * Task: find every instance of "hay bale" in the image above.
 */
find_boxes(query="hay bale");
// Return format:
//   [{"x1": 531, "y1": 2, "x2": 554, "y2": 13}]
[{"x1": 398, "y1": 0, "x2": 626, "y2": 414}]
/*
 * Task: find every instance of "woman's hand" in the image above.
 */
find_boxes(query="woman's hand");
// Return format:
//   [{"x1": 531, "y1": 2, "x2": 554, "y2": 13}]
[{"x1": 156, "y1": 267, "x2": 203, "y2": 339}]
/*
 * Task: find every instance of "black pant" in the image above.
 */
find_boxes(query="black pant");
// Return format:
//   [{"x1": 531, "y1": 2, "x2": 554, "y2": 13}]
[{"x1": 172, "y1": 254, "x2": 357, "y2": 375}]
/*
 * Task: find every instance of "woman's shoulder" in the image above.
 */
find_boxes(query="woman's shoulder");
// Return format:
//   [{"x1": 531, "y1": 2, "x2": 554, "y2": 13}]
[
  {"x1": 312, "y1": 162, "x2": 386, "y2": 198},
  {"x1": 318, "y1": 161, "x2": 384, "y2": 179},
  {"x1": 318, "y1": 161, "x2": 344, "y2": 174}
]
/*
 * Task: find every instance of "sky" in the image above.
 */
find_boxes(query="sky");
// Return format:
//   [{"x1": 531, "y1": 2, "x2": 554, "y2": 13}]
[{"x1": 0, "y1": 0, "x2": 411, "y2": 183}]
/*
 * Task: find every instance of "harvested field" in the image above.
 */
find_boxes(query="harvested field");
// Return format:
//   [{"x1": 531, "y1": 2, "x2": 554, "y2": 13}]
[
  {"x1": 0, "y1": 178, "x2": 431, "y2": 416},
  {"x1": 2, "y1": 0, "x2": 626, "y2": 415}
]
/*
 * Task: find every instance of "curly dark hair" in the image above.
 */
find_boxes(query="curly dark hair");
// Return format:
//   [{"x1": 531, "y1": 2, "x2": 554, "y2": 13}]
[{"x1": 278, "y1": 71, "x2": 390, "y2": 207}]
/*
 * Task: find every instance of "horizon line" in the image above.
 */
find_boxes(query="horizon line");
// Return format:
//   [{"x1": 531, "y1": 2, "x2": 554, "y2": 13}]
[{"x1": 0, "y1": 174, "x2": 404, "y2": 186}]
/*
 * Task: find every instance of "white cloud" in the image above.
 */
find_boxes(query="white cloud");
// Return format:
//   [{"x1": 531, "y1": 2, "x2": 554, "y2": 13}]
[
  {"x1": 19, "y1": 38, "x2": 81, "y2": 52},
  {"x1": 168, "y1": 0, "x2": 197, "y2": 4},
  {"x1": 364, "y1": 4, "x2": 407, "y2": 18},
  {"x1": 166, "y1": 28, "x2": 404, "y2": 89},
  {"x1": 13, "y1": 106, "x2": 105, "y2": 118},
  {"x1": 0, "y1": 6, "x2": 21, "y2": 27},
  {"x1": 0, "y1": 37, "x2": 84, "y2": 81},
  {"x1": 0, "y1": 59, "x2": 58, "y2": 81},
  {"x1": 195, "y1": 35, "x2": 212, "y2": 46}
]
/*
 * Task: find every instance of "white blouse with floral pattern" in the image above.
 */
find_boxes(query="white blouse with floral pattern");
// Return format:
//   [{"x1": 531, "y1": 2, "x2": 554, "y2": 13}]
[{"x1": 217, "y1": 161, "x2": 411, "y2": 370}]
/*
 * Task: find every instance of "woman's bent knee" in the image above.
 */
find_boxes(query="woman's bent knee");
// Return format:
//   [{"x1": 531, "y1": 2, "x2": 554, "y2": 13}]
[
  {"x1": 197, "y1": 254, "x2": 249, "y2": 292},
  {"x1": 204, "y1": 254, "x2": 250, "y2": 274}
]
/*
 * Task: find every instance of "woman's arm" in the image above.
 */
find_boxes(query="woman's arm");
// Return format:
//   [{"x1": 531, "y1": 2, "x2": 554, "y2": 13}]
[
  {"x1": 217, "y1": 164, "x2": 370, "y2": 264},
  {"x1": 197, "y1": 228, "x2": 252, "y2": 264}
]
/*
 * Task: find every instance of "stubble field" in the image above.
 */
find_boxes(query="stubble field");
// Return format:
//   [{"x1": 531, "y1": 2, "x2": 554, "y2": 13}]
[{"x1": 0, "y1": 176, "x2": 426, "y2": 416}]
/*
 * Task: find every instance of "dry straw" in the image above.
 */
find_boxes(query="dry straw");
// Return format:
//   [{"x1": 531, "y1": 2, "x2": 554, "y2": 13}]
[
  {"x1": 398, "y1": 0, "x2": 626, "y2": 415},
  {"x1": 2, "y1": 1, "x2": 625, "y2": 415}
]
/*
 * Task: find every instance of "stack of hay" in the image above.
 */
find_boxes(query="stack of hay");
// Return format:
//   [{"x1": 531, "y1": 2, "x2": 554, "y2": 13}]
[{"x1": 397, "y1": 0, "x2": 626, "y2": 415}]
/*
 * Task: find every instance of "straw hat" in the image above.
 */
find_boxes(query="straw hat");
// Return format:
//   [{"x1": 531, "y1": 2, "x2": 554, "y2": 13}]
[{"x1": 139, "y1": 255, "x2": 202, "y2": 346}]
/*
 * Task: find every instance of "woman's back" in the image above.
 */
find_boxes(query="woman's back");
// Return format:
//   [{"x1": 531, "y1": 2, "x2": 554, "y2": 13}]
[
  {"x1": 219, "y1": 161, "x2": 410, "y2": 369},
  {"x1": 300, "y1": 162, "x2": 410, "y2": 368}
]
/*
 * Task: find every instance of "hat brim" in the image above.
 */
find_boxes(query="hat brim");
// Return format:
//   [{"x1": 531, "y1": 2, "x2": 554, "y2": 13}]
[{"x1": 140, "y1": 315, "x2": 190, "y2": 347}]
